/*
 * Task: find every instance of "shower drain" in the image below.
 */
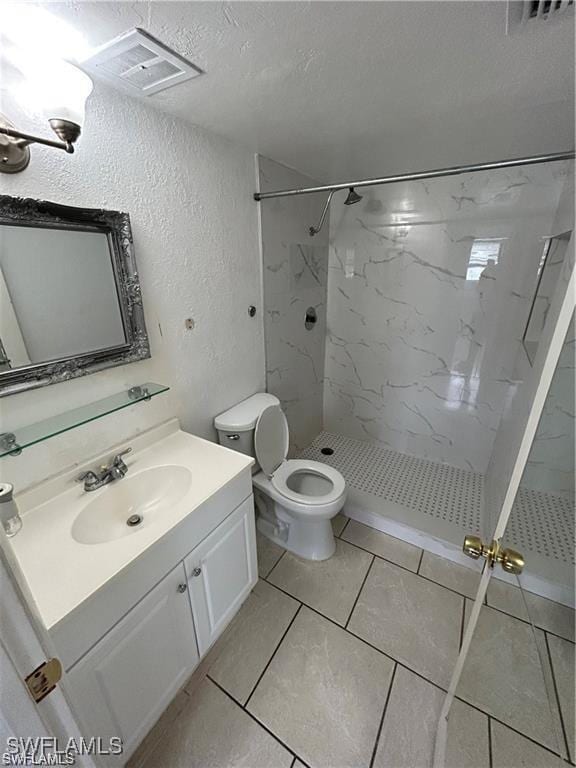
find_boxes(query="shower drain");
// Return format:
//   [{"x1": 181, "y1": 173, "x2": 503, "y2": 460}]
[{"x1": 320, "y1": 447, "x2": 334, "y2": 456}]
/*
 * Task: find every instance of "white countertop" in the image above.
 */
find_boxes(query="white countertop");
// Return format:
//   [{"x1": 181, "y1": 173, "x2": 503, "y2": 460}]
[{"x1": 10, "y1": 420, "x2": 253, "y2": 630}]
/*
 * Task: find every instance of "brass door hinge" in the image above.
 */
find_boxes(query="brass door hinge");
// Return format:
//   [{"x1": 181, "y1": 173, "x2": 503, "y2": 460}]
[
  {"x1": 25, "y1": 658, "x2": 62, "y2": 703},
  {"x1": 463, "y1": 535, "x2": 525, "y2": 575}
]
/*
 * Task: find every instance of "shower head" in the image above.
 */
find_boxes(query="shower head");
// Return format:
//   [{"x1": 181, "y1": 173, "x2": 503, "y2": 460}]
[
  {"x1": 344, "y1": 187, "x2": 363, "y2": 206},
  {"x1": 309, "y1": 186, "x2": 363, "y2": 237}
]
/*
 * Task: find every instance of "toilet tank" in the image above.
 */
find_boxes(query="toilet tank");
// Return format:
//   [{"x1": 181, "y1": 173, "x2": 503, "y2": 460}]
[{"x1": 214, "y1": 393, "x2": 280, "y2": 473}]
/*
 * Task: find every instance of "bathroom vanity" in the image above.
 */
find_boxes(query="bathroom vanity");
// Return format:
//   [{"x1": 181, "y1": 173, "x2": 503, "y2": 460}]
[{"x1": 9, "y1": 420, "x2": 256, "y2": 762}]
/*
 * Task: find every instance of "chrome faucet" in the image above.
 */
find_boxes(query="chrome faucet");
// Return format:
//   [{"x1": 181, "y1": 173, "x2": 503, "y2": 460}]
[{"x1": 77, "y1": 449, "x2": 132, "y2": 492}]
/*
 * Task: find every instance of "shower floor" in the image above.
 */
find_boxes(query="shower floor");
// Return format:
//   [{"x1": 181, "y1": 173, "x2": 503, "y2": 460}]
[{"x1": 300, "y1": 431, "x2": 574, "y2": 604}]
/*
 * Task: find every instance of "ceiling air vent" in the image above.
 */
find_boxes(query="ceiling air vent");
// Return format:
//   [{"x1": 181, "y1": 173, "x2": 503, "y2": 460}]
[
  {"x1": 506, "y1": 0, "x2": 574, "y2": 31},
  {"x1": 81, "y1": 28, "x2": 203, "y2": 96}
]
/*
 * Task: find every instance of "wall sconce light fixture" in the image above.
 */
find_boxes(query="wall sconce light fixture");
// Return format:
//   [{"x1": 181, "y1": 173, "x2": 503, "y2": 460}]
[{"x1": 1, "y1": 54, "x2": 93, "y2": 174}]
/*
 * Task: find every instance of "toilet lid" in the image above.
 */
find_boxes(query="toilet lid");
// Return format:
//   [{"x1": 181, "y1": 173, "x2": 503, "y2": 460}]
[{"x1": 254, "y1": 405, "x2": 289, "y2": 477}]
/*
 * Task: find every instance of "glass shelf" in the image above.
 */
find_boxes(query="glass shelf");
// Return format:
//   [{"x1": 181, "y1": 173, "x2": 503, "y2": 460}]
[{"x1": 0, "y1": 382, "x2": 170, "y2": 458}]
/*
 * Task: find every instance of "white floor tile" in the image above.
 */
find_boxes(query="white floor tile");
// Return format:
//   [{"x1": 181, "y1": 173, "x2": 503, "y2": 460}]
[
  {"x1": 209, "y1": 580, "x2": 300, "y2": 704},
  {"x1": 143, "y1": 678, "x2": 292, "y2": 768},
  {"x1": 248, "y1": 607, "x2": 394, "y2": 768},
  {"x1": 268, "y1": 539, "x2": 372, "y2": 625},
  {"x1": 348, "y1": 558, "x2": 463, "y2": 688}
]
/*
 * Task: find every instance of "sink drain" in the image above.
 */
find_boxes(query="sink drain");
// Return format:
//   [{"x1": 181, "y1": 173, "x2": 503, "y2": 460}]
[
  {"x1": 320, "y1": 447, "x2": 334, "y2": 456},
  {"x1": 126, "y1": 514, "x2": 143, "y2": 527}
]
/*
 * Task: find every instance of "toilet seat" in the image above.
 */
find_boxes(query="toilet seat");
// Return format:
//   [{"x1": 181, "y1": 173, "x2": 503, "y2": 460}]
[
  {"x1": 254, "y1": 404, "x2": 290, "y2": 478},
  {"x1": 271, "y1": 459, "x2": 346, "y2": 506},
  {"x1": 254, "y1": 406, "x2": 346, "y2": 507}
]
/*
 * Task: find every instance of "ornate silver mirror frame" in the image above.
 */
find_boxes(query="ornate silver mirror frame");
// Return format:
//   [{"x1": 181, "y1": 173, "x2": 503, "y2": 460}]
[{"x1": 0, "y1": 196, "x2": 150, "y2": 396}]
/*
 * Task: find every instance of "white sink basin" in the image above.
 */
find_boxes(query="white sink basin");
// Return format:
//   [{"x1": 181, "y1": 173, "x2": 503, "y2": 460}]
[
  {"x1": 11, "y1": 421, "x2": 255, "y2": 631},
  {"x1": 72, "y1": 465, "x2": 192, "y2": 545}
]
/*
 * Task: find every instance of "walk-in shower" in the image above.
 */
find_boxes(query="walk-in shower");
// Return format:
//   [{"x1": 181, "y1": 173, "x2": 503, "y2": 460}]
[{"x1": 257, "y1": 151, "x2": 575, "y2": 605}]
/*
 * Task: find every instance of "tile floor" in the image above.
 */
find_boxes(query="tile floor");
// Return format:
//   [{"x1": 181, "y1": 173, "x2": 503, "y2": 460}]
[{"x1": 135, "y1": 515, "x2": 575, "y2": 768}]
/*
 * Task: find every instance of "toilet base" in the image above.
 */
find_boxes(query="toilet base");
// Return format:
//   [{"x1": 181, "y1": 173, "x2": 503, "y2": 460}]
[{"x1": 254, "y1": 488, "x2": 336, "y2": 561}]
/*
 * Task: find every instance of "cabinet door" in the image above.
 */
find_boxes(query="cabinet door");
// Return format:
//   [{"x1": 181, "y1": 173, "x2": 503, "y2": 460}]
[
  {"x1": 66, "y1": 562, "x2": 199, "y2": 763},
  {"x1": 185, "y1": 496, "x2": 257, "y2": 656}
]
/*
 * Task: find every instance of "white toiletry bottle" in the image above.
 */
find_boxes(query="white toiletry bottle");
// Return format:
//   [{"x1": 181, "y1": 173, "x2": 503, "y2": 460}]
[{"x1": 0, "y1": 483, "x2": 22, "y2": 537}]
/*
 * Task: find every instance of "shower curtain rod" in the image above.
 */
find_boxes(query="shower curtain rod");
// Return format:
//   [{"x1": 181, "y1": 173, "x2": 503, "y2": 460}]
[{"x1": 253, "y1": 150, "x2": 575, "y2": 201}]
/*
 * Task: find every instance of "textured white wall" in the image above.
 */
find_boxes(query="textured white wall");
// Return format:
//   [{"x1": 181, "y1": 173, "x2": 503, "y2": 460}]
[{"x1": 0, "y1": 83, "x2": 265, "y2": 491}]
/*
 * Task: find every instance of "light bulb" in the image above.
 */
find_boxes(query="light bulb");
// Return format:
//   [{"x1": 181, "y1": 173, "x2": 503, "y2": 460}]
[
  {"x1": 41, "y1": 59, "x2": 93, "y2": 128},
  {"x1": 7, "y1": 47, "x2": 93, "y2": 130}
]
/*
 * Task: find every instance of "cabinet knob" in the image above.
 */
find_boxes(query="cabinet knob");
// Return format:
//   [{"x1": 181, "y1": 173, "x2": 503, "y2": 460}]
[
  {"x1": 177, "y1": 583, "x2": 188, "y2": 593},
  {"x1": 192, "y1": 567, "x2": 202, "y2": 577}
]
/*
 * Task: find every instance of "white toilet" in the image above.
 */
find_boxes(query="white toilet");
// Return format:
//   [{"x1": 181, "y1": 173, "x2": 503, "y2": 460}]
[{"x1": 215, "y1": 393, "x2": 347, "y2": 560}]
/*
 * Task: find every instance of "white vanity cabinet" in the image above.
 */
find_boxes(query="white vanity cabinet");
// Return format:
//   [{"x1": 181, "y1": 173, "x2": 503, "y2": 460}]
[
  {"x1": 66, "y1": 562, "x2": 198, "y2": 761},
  {"x1": 186, "y1": 496, "x2": 257, "y2": 655},
  {"x1": 65, "y1": 494, "x2": 257, "y2": 764}
]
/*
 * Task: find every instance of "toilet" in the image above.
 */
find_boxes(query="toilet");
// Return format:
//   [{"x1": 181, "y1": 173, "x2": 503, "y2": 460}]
[{"x1": 215, "y1": 393, "x2": 347, "y2": 560}]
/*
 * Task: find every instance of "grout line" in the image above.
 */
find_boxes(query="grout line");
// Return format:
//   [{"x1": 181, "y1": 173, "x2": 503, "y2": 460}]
[
  {"x1": 247, "y1": 712, "x2": 312, "y2": 768},
  {"x1": 342, "y1": 537, "x2": 475, "y2": 600},
  {"x1": 338, "y1": 516, "x2": 351, "y2": 538},
  {"x1": 210, "y1": 641, "x2": 568, "y2": 768},
  {"x1": 344, "y1": 555, "x2": 374, "y2": 629},
  {"x1": 264, "y1": 570, "x2": 570, "y2": 761},
  {"x1": 369, "y1": 662, "x2": 397, "y2": 768},
  {"x1": 487, "y1": 717, "x2": 493, "y2": 768},
  {"x1": 481, "y1": 600, "x2": 575, "y2": 645},
  {"x1": 208, "y1": 676, "x2": 310, "y2": 765},
  {"x1": 417, "y1": 549, "x2": 424, "y2": 574},
  {"x1": 244, "y1": 603, "x2": 303, "y2": 709},
  {"x1": 478, "y1": 708, "x2": 568, "y2": 762},
  {"x1": 263, "y1": 575, "x2": 452, "y2": 694},
  {"x1": 338, "y1": 536, "x2": 574, "y2": 643},
  {"x1": 265, "y1": 549, "x2": 287, "y2": 580},
  {"x1": 263, "y1": 511, "x2": 574, "y2": 636},
  {"x1": 544, "y1": 631, "x2": 572, "y2": 761}
]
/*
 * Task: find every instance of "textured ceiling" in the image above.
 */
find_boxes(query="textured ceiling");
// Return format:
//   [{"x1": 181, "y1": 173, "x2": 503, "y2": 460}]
[{"x1": 18, "y1": 2, "x2": 576, "y2": 181}]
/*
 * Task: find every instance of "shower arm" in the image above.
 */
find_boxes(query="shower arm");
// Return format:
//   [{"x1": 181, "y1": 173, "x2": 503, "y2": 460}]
[
  {"x1": 254, "y1": 150, "x2": 575, "y2": 202},
  {"x1": 309, "y1": 190, "x2": 335, "y2": 237}
]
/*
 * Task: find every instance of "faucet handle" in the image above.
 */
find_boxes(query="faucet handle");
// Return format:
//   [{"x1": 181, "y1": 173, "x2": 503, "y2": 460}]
[
  {"x1": 112, "y1": 447, "x2": 132, "y2": 474},
  {"x1": 77, "y1": 470, "x2": 100, "y2": 490},
  {"x1": 77, "y1": 470, "x2": 97, "y2": 482}
]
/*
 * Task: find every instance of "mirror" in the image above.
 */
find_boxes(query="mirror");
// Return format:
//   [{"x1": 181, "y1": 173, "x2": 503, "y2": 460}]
[
  {"x1": 523, "y1": 231, "x2": 571, "y2": 365},
  {"x1": 0, "y1": 196, "x2": 150, "y2": 396}
]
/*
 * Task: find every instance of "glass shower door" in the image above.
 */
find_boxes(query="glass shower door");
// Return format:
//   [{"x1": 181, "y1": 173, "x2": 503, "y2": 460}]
[{"x1": 435, "y1": 244, "x2": 574, "y2": 766}]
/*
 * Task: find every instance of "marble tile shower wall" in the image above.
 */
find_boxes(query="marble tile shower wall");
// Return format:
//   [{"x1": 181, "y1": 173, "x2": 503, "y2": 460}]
[
  {"x1": 324, "y1": 164, "x2": 571, "y2": 473},
  {"x1": 258, "y1": 156, "x2": 329, "y2": 453}
]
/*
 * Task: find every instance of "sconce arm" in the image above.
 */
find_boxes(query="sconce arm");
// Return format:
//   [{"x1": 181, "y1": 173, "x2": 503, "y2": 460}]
[{"x1": 0, "y1": 125, "x2": 74, "y2": 154}]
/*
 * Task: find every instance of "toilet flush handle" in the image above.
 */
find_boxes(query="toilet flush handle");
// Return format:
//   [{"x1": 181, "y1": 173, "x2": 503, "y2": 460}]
[{"x1": 226, "y1": 434, "x2": 240, "y2": 441}]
